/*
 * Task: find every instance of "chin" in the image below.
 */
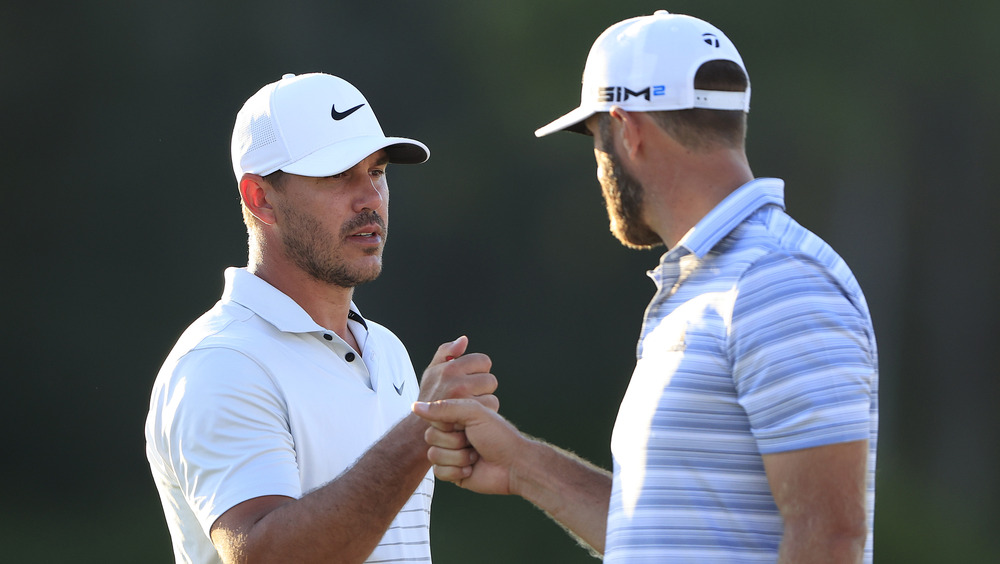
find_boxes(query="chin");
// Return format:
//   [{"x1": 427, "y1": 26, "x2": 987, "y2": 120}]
[{"x1": 357, "y1": 259, "x2": 384, "y2": 282}]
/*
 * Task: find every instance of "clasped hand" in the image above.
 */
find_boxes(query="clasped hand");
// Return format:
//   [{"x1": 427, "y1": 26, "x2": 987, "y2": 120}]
[
  {"x1": 413, "y1": 338, "x2": 527, "y2": 496},
  {"x1": 417, "y1": 335, "x2": 499, "y2": 412}
]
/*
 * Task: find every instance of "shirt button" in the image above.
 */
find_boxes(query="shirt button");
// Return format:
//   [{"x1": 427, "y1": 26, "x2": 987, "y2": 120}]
[
  {"x1": 324, "y1": 334, "x2": 333, "y2": 341},
  {"x1": 345, "y1": 352, "x2": 356, "y2": 362}
]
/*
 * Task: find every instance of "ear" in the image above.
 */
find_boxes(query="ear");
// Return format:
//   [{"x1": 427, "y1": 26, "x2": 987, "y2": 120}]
[
  {"x1": 239, "y1": 174, "x2": 276, "y2": 225},
  {"x1": 609, "y1": 106, "x2": 642, "y2": 161}
]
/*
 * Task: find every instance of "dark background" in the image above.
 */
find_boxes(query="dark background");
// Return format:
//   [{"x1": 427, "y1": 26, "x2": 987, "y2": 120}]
[{"x1": 3, "y1": 1, "x2": 998, "y2": 562}]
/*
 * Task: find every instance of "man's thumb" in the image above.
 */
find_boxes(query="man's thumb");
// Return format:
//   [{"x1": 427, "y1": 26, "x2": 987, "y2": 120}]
[{"x1": 439, "y1": 335, "x2": 469, "y2": 363}]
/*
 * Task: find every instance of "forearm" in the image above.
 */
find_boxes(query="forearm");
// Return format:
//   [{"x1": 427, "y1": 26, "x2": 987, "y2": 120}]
[
  {"x1": 777, "y1": 525, "x2": 866, "y2": 564},
  {"x1": 233, "y1": 414, "x2": 431, "y2": 563},
  {"x1": 511, "y1": 438, "x2": 612, "y2": 555},
  {"x1": 415, "y1": 398, "x2": 611, "y2": 554}
]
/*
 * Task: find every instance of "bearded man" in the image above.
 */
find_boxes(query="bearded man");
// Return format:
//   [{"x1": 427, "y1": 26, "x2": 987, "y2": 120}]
[{"x1": 414, "y1": 12, "x2": 879, "y2": 564}]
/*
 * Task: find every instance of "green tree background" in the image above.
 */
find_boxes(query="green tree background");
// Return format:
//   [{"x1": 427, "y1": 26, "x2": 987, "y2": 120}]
[{"x1": 3, "y1": 1, "x2": 998, "y2": 562}]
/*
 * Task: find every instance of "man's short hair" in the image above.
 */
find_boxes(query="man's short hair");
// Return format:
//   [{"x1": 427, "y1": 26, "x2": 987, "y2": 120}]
[{"x1": 648, "y1": 59, "x2": 749, "y2": 150}]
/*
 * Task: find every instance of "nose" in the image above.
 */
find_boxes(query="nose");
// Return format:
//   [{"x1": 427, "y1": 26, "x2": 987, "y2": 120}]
[{"x1": 354, "y1": 175, "x2": 385, "y2": 212}]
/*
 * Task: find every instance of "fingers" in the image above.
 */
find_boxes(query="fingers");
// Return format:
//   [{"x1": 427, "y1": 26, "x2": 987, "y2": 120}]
[
  {"x1": 427, "y1": 444, "x2": 479, "y2": 467},
  {"x1": 474, "y1": 393, "x2": 500, "y2": 413},
  {"x1": 412, "y1": 398, "x2": 486, "y2": 425},
  {"x1": 443, "y1": 368, "x2": 497, "y2": 398},
  {"x1": 419, "y1": 337, "x2": 497, "y2": 407},
  {"x1": 424, "y1": 425, "x2": 470, "y2": 449},
  {"x1": 442, "y1": 352, "x2": 493, "y2": 379},
  {"x1": 432, "y1": 462, "x2": 472, "y2": 483},
  {"x1": 430, "y1": 336, "x2": 493, "y2": 377},
  {"x1": 432, "y1": 336, "x2": 469, "y2": 365},
  {"x1": 419, "y1": 352, "x2": 497, "y2": 403},
  {"x1": 424, "y1": 427, "x2": 478, "y2": 482}
]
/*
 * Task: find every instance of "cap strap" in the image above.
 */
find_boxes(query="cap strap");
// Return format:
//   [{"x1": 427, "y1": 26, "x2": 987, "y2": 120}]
[{"x1": 692, "y1": 89, "x2": 749, "y2": 111}]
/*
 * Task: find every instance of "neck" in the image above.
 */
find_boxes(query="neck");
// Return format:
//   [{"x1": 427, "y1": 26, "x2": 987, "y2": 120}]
[
  {"x1": 642, "y1": 144, "x2": 754, "y2": 249},
  {"x1": 248, "y1": 256, "x2": 357, "y2": 342}
]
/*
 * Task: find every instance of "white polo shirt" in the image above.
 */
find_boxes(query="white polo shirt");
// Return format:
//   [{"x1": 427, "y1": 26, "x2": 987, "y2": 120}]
[{"x1": 145, "y1": 267, "x2": 433, "y2": 564}]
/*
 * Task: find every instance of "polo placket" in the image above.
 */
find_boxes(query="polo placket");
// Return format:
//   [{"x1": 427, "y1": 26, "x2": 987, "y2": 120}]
[{"x1": 318, "y1": 330, "x2": 373, "y2": 390}]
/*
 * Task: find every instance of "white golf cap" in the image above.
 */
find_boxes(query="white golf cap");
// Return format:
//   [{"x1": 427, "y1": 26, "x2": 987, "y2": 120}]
[
  {"x1": 535, "y1": 11, "x2": 750, "y2": 137},
  {"x1": 231, "y1": 72, "x2": 429, "y2": 180}
]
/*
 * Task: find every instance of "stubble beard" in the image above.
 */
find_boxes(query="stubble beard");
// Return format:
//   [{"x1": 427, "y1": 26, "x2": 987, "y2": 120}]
[{"x1": 281, "y1": 206, "x2": 387, "y2": 288}]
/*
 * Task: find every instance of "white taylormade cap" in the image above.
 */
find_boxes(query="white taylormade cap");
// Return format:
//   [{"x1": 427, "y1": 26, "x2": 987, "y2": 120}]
[
  {"x1": 231, "y1": 72, "x2": 429, "y2": 180},
  {"x1": 535, "y1": 11, "x2": 750, "y2": 137}
]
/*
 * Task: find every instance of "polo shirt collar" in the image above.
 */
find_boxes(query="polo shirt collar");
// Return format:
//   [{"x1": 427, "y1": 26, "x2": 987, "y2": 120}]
[
  {"x1": 221, "y1": 267, "x2": 367, "y2": 335},
  {"x1": 671, "y1": 177, "x2": 785, "y2": 260}
]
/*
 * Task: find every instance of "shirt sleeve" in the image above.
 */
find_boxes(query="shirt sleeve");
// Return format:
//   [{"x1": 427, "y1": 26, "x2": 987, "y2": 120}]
[
  {"x1": 159, "y1": 346, "x2": 303, "y2": 535},
  {"x1": 729, "y1": 251, "x2": 877, "y2": 454}
]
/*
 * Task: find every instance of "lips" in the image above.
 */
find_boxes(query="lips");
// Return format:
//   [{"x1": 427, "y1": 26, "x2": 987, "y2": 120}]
[
  {"x1": 348, "y1": 225, "x2": 383, "y2": 240},
  {"x1": 341, "y1": 211, "x2": 386, "y2": 241}
]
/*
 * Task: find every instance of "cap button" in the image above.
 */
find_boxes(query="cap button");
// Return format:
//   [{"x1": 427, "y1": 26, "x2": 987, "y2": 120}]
[
  {"x1": 654, "y1": 10, "x2": 670, "y2": 15},
  {"x1": 282, "y1": 73, "x2": 296, "y2": 79}
]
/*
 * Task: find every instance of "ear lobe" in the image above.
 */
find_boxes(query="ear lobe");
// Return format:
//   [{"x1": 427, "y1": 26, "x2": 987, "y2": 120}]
[{"x1": 239, "y1": 174, "x2": 276, "y2": 225}]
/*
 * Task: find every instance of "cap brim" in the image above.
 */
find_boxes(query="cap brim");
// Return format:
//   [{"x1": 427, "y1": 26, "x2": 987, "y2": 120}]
[
  {"x1": 383, "y1": 137, "x2": 430, "y2": 165},
  {"x1": 534, "y1": 106, "x2": 595, "y2": 137},
  {"x1": 281, "y1": 135, "x2": 429, "y2": 177}
]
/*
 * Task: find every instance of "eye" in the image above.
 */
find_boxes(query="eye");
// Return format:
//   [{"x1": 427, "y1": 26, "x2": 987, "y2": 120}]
[{"x1": 370, "y1": 168, "x2": 387, "y2": 179}]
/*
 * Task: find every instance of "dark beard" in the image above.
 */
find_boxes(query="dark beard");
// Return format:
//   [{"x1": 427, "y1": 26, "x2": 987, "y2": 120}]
[
  {"x1": 597, "y1": 128, "x2": 663, "y2": 250},
  {"x1": 282, "y1": 208, "x2": 386, "y2": 288}
]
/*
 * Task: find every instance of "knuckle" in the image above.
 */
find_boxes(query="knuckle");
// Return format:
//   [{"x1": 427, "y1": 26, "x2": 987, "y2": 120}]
[
  {"x1": 451, "y1": 432, "x2": 471, "y2": 449},
  {"x1": 434, "y1": 465, "x2": 460, "y2": 482},
  {"x1": 448, "y1": 383, "x2": 469, "y2": 398},
  {"x1": 485, "y1": 373, "x2": 499, "y2": 391},
  {"x1": 471, "y1": 353, "x2": 493, "y2": 371},
  {"x1": 485, "y1": 394, "x2": 500, "y2": 411}
]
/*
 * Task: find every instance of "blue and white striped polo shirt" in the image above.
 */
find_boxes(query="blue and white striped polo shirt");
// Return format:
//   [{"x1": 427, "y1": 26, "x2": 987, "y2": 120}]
[{"x1": 605, "y1": 178, "x2": 878, "y2": 563}]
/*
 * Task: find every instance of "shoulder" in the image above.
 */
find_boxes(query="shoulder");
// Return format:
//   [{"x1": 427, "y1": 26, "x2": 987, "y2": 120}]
[
  {"x1": 740, "y1": 251, "x2": 844, "y2": 303},
  {"x1": 166, "y1": 299, "x2": 254, "y2": 352},
  {"x1": 150, "y1": 301, "x2": 284, "y2": 412},
  {"x1": 718, "y1": 203, "x2": 867, "y2": 311},
  {"x1": 163, "y1": 298, "x2": 286, "y2": 370},
  {"x1": 733, "y1": 250, "x2": 871, "y2": 339},
  {"x1": 727, "y1": 249, "x2": 877, "y2": 385}
]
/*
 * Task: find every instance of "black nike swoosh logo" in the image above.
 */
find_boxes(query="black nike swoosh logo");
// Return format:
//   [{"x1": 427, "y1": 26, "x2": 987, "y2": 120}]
[{"x1": 331, "y1": 103, "x2": 365, "y2": 120}]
